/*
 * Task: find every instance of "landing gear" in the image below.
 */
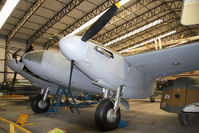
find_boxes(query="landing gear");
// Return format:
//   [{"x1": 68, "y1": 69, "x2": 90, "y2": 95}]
[
  {"x1": 95, "y1": 99, "x2": 120, "y2": 131},
  {"x1": 95, "y1": 86, "x2": 124, "y2": 131},
  {"x1": 178, "y1": 113, "x2": 189, "y2": 126},
  {"x1": 150, "y1": 96, "x2": 155, "y2": 103},
  {"x1": 31, "y1": 95, "x2": 50, "y2": 113}
]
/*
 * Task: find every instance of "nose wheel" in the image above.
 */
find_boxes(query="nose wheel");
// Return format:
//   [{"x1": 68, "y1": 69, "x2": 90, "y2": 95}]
[{"x1": 95, "y1": 99, "x2": 120, "y2": 131}]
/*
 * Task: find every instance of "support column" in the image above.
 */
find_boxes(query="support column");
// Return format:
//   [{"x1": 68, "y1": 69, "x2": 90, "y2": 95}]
[
  {"x1": 155, "y1": 40, "x2": 158, "y2": 50},
  {"x1": 158, "y1": 38, "x2": 162, "y2": 49},
  {"x1": 3, "y1": 39, "x2": 9, "y2": 85}
]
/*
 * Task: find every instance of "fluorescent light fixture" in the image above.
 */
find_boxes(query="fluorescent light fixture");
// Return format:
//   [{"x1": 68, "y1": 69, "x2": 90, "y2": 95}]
[
  {"x1": 67, "y1": 11, "x2": 105, "y2": 37},
  {"x1": 167, "y1": 40, "x2": 188, "y2": 48},
  {"x1": 0, "y1": 0, "x2": 20, "y2": 29},
  {"x1": 120, "y1": 0, "x2": 131, "y2": 6},
  {"x1": 119, "y1": 30, "x2": 177, "y2": 53},
  {"x1": 67, "y1": 0, "x2": 130, "y2": 37},
  {"x1": 104, "y1": 19, "x2": 163, "y2": 46}
]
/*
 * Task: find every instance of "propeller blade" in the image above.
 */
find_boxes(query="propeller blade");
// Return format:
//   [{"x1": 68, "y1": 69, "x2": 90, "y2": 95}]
[
  {"x1": 81, "y1": 3, "x2": 120, "y2": 42},
  {"x1": 10, "y1": 72, "x2": 17, "y2": 95},
  {"x1": 19, "y1": 44, "x2": 34, "y2": 62},
  {"x1": 12, "y1": 48, "x2": 21, "y2": 64},
  {"x1": 25, "y1": 44, "x2": 34, "y2": 53}
]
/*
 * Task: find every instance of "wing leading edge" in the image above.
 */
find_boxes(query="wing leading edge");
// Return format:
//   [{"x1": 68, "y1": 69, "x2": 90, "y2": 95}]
[{"x1": 124, "y1": 42, "x2": 199, "y2": 79}]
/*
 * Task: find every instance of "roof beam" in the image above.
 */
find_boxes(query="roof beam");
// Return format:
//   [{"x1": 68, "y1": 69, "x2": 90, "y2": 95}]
[
  {"x1": 117, "y1": 23, "x2": 194, "y2": 52},
  {"x1": 44, "y1": 0, "x2": 120, "y2": 49},
  {"x1": 94, "y1": 0, "x2": 182, "y2": 43},
  {"x1": 161, "y1": 0, "x2": 197, "y2": 36},
  {"x1": 123, "y1": 29, "x2": 196, "y2": 56},
  {"x1": 111, "y1": 11, "x2": 181, "y2": 50},
  {"x1": 27, "y1": 0, "x2": 84, "y2": 44},
  {"x1": 8, "y1": 0, "x2": 45, "y2": 41}
]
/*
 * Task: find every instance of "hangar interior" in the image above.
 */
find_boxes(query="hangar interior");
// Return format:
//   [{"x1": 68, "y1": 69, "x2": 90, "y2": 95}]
[
  {"x1": 0, "y1": 0, "x2": 199, "y2": 133},
  {"x1": 0, "y1": 0, "x2": 199, "y2": 83}
]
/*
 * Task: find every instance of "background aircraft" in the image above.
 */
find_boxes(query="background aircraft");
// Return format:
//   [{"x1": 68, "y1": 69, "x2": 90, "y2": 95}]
[{"x1": 58, "y1": 2, "x2": 199, "y2": 131}]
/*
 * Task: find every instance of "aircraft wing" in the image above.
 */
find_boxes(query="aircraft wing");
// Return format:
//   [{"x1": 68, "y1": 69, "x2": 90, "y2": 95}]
[{"x1": 124, "y1": 41, "x2": 199, "y2": 79}]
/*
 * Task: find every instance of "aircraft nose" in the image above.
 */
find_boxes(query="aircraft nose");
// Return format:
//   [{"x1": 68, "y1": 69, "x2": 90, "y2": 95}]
[
  {"x1": 59, "y1": 36, "x2": 87, "y2": 62},
  {"x1": 22, "y1": 51, "x2": 44, "y2": 64}
]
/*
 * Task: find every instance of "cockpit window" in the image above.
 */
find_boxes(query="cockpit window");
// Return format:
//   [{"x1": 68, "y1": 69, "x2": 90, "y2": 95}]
[{"x1": 95, "y1": 46, "x2": 114, "y2": 59}]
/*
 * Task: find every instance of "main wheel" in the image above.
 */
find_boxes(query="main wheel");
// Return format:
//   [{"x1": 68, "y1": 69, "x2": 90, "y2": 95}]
[
  {"x1": 31, "y1": 95, "x2": 50, "y2": 113},
  {"x1": 178, "y1": 113, "x2": 189, "y2": 126},
  {"x1": 150, "y1": 96, "x2": 155, "y2": 103},
  {"x1": 95, "y1": 99, "x2": 120, "y2": 131}
]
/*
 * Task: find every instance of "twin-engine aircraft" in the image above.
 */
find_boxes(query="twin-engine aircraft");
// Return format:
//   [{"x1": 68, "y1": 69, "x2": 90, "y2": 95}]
[
  {"x1": 8, "y1": 2, "x2": 199, "y2": 132},
  {"x1": 58, "y1": 2, "x2": 199, "y2": 131}
]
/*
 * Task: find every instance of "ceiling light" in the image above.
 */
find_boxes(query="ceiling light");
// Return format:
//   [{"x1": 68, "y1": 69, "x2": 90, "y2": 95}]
[
  {"x1": 119, "y1": 30, "x2": 177, "y2": 53},
  {"x1": 104, "y1": 19, "x2": 163, "y2": 46},
  {"x1": 119, "y1": 0, "x2": 131, "y2": 6},
  {"x1": 0, "y1": 0, "x2": 20, "y2": 29},
  {"x1": 67, "y1": 0, "x2": 130, "y2": 37}
]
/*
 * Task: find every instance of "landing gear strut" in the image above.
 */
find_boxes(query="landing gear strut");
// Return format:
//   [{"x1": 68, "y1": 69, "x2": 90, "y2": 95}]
[
  {"x1": 95, "y1": 86, "x2": 123, "y2": 131},
  {"x1": 178, "y1": 113, "x2": 189, "y2": 126}
]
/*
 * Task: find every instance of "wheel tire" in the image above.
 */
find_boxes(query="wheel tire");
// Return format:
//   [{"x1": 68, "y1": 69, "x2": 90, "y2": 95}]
[
  {"x1": 178, "y1": 113, "x2": 189, "y2": 126},
  {"x1": 31, "y1": 95, "x2": 50, "y2": 113},
  {"x1": 150, "y1": 96, "x2": 155, "y2": 103},
  {"x1": 95, "y1": 99, "x2": 120, "y2": 131}
]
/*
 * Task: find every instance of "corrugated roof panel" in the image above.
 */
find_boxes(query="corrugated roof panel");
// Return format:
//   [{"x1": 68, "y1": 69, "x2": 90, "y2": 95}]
[
  {"x1": 52, "y1": 22, "x2": 68, "y2": 31},
  {"x1": 23, "y1": 21, "x2": 41, "y2": 31},
  {"x1": 34, "y1": 6, "x2": 55, "y2": 19},
  {"x1": 60, "y1": 16, "x2": 75, "y2": 25},
  {"x1": 42, "y1": 0, "x2": 63, "y2": 12},
  {"x1": 46, "y1": 28, "x2": 60, "y2": 34},
  {"x1": 18, "y1": 27, "x2": 36, "y2": 35},
  {"x1": 0, "y1": 29, "x2": 9, "y2": 36},
  {"x1": 67, "y1": 8, "x2": 84, "y2": 20},
  {"x1": 14, "y1": 32, "x2": 31, "y2": 40},
  {"x1": 76, "y1": 1, "x2": 96, "y2": 13},
  {"x1": 10, "y1": 9, "x2": 26, "y2": 20},
  {"x1": 16, "y1": 0, "x2": 33, "y2": 11},
  {"x1": 42, "y1": 33, "x2": 52, "y2": 39},
  {"x1": 28, "y1": 14, "x2": 49, "y2": 25}
]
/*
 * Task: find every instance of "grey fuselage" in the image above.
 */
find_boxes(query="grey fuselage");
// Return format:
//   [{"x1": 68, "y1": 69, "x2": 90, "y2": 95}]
[{"x1": 22, "y1": 50, "x2": 103, "y2": 95}]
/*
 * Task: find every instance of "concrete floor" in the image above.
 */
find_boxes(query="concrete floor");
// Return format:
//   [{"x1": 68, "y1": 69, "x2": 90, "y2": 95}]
[{"x1": 0, "y1": 97, "x2": 199, "y2": 133}]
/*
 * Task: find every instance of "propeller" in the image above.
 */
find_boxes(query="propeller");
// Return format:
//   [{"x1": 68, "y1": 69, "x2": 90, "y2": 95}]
[
  {"x1": 12, "y1": 48, "x2": 21, "y2": 64},
  {"x1": 10, "y1": 44, "x2": 34, "y2": 95},
  {"x1": 81, "y1": 2, "x2": 120, "y2": 42}
]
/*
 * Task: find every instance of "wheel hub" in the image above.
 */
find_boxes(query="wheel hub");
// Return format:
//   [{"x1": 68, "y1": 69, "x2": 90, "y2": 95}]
[
  {"x1": 38, "y1": 100, "x2": 47, "y2": 109},
  {"x1": 107, "y1": 108, "x2": 117, "y2": 123}
]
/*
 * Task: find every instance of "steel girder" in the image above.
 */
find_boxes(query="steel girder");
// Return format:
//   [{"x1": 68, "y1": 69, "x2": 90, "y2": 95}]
[
  {"x1": 124, "y1": 28, "x2": 197, "y2": 56},
  {"x1": 3, "y1": 39, "x2": 9, "y2": 84},
  {"x1": 7, "y1": 0, "x2": 45, "y2": 41},
  {"x1": 27, "y1": 0, "x2": 84, "y2": 44},
  {"x1": 105, "y1": 0, "x2": 154, "y2": 28},
  {"x1": 94, "y1": 0, "x2": 182, "y2": 43},
  {"x1": 117, "y1": 24, "x2": 196, "y2": 53},
  {"x1": 44, "y1": 0, "x2": 120, "y2": 49},
  {"x1": 112, "y1": 11, "x2": 182, "y2": 51},
  {"x1": 161, "y1": 0, "x2": 196, "y2": 36}
]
